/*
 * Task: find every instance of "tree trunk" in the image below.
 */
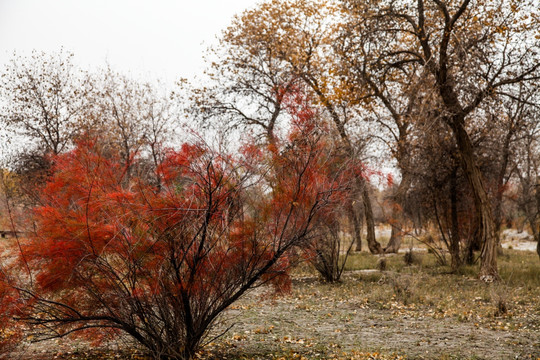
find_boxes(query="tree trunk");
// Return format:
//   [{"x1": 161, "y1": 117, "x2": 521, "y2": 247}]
[
  {"x1": 526, "y1": 204, "x2": 540, "y2": 259},
  {"x1": 450, "y1": 117, "x2": 499, "y2": 280},
  {"x1": 384, "y1": 172, "x2": 412, "y2": 253},
  {"x1": 349, "y1": 204, "x2": 363, "y2": 251},
  {"x1": 531, "y1": 176, "x2": 540, "y2": 257},
  {"x1": 525, "y1": 197, "x2": 540, "y2": 260},
  {"x1": 537, "y1": 235, "x2": 540, "y2": 260},
  {"x1": 362, "y1": 183, "x2": 383, "y2": 254},
  {"x1": 385, "y1": 226, "x2": 401, "y2": 254},
  {"x1": 493, "y1": 125, "x2": 513, "y2": 255},
  {"x1": 449, "y1": 167, "x2": 461, "y2": 270},
  {"x1": 494, "y1": 194, "x2": 505, "y2": 257},
  {"x1": 464, "y1": 214, "x2": 481, "y2": 265}
]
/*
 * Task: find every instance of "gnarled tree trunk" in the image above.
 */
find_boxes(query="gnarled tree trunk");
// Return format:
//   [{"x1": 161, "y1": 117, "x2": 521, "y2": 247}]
[
  {"x1": 450, "y1": 117, "x2": 498, "y2": 280},
  {"x1": 362, "y1": 183, "x2": 383, "y2": 254}
]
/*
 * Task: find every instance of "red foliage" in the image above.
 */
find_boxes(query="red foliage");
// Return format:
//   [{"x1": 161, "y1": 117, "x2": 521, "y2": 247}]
[
  {"x1": 249, "y1": 86, "x2": 362, "y2": 282},
  {"x1": 0, "y1": 266, "x2": 21, "y2": 354},
  {"x1": 14, "y1": 117, "x2": 348, "y2": 358}
]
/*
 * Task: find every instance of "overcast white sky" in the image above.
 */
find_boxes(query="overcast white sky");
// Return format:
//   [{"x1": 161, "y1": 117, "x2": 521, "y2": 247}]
[{"x1": 0, "y1": 0, "x2": 260, "y2": 85}]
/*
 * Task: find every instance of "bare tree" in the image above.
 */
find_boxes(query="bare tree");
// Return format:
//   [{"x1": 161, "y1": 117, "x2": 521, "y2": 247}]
[
  {"x1": 0, "y1": 50, "x2": 94, "y2": 156},
  {"x1": 200, "y1": 0, "x2": 382, "y2": 253},
  {"x1": 342, "y1": 0, "x2": 540, "y2": 279},
  {"x1": 512, "y1": 89, "x2": 540, "y2": 259}
]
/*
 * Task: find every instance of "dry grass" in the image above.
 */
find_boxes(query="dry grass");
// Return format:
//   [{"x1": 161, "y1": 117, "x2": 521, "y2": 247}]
[
  {"x1": 195, "y1": 249, "x2": 540, "y2": 360},
  {"x1": 4, "y1": 249, "x2": 540, "y2": 360}
]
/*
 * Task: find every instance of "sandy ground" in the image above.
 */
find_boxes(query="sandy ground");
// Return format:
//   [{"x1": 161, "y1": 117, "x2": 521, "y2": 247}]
[
  {"x1": 9, "y1": 284, "x2": 539, "y2": 360},
  {"x1": 3, "y1": 229, "x2": 539, "y2": 360},
  {"x1": 209, "y1": 277, "x2": 539, "y2": 360},
  {"x1": 379, "y1": 227, "x2": 538, "y2": 253},
  {"x1": 501, "y1": 229, "x2": 538, "y2": 252}
]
